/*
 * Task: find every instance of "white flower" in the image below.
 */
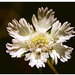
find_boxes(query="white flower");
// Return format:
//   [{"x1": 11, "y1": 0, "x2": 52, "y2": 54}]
[{"x1": 6, "y1": 7, "x2": 75, "y2": 68}]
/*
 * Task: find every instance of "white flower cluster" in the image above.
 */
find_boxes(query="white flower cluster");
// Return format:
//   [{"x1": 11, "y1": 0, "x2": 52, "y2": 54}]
[{"x1": 6, "y1": 7, "x2": 75, "y2": 68}]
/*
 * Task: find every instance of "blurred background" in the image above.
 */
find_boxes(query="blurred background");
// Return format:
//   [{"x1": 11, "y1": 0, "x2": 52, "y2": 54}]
[{"x1": 0, "y1": 2, "x2": 75, "y2": 74}]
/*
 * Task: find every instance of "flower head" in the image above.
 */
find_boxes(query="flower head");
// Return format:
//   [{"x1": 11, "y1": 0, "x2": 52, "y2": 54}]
[{"x1": 6, "y1": 7, "x2": 75, "y2": 68}]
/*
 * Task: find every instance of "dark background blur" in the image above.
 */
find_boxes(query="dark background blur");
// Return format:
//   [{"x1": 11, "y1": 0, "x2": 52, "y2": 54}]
[{"x1": 0, "y1": 2, "x2": 75, "y2": 74}]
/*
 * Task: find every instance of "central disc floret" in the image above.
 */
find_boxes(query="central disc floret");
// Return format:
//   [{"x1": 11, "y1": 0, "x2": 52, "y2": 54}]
[
  {"x1": 30, "y1": 34, "x2": 49, "y2": 52},
  {"x1": 32, "y1": 35, "x2": 48, "y2": 46}
]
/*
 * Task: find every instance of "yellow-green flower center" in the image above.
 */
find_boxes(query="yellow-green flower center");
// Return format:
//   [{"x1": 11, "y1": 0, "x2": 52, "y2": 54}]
[{"x1": 30, "y1": 35, "x2": 49, "y2": 50}]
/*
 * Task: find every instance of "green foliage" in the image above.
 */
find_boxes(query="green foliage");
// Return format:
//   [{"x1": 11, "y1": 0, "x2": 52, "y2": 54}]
[
  {"x1": 48, "y1": 55, "x2": 52, "y2": 62},
  {"x1": 47, "y1": 29, "x2": 51, "y2": 34},
  {"x1": 21, "y1": 53, "x2": 26, "y2": 57},
  {"x1": 38, "y1": 67, "x2": 42, "y2": 73},
  {"x1": 21, "y1": 51, "x2": 31, "y2": 57}
]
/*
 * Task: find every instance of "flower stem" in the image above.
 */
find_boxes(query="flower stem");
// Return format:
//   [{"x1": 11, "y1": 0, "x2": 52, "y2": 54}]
[{"x1": 47, "y1": 59, "x2": 58, "y2": 74}]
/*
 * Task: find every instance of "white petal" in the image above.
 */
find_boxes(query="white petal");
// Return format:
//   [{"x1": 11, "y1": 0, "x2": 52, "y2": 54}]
[
  {"x1": 50, "y1": 21, "x2": 61, "y2": 40},
  {"x1": 51, "y1": 58, "x2": 55, "y2": 65},
  {"x1": 54, "y1": 55, "x2": 58, "y2": 65},
  {"x1": 25, "y1": 52, "x2": 37, "y2": 67},
  {"x1": 29, "y1": 58, "x2": 37, "y2": 67},
  {"x1": 50, "y1": 50, "x2": 58, "y2": 65},
  {"x1": 7, "y1": 48, "x2": 27, "y2": 58},
  {"x1": 32, "y1": 14, "x2": 39, "y2": 31},
  {"x1": 32, "y1": 7, "x2": 57, "y2": 32},
  {"x1": 7, "y1": 18, "x2": 34, "y2": 39},
  {"x1": 6, "y1": 39, "x2": 29, "y2": 58},
  {"x1": 12, "y1": 38, "x2": 30, "y2": 48},
  {"x1": 41, "y1": 56, "x2": 47, "y2": 63},
  {"x1": 51, "y1": 42, "x2": 73, "y2": 63},
  {"x1": 36, "y1": 59, "x2": 45, "y2": 68},
  {"x1": 25, "y1": 51, "x2": 48, "y2": 68},
  {"x1": 41, "y1": 53, "x2": 49, "y2": 62},
  {"x1": 6, "y1": 43, "x2": 19, "y2": 50},
  {"x1": 25, "y1": 53, "x2": 31, "y2": 61},
  {"x1": 29, "y1": 60, "x2": 37, "y2": 67},
  {"x1": 50, "y1": 21, "x2": 75, "y2": 42}
]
